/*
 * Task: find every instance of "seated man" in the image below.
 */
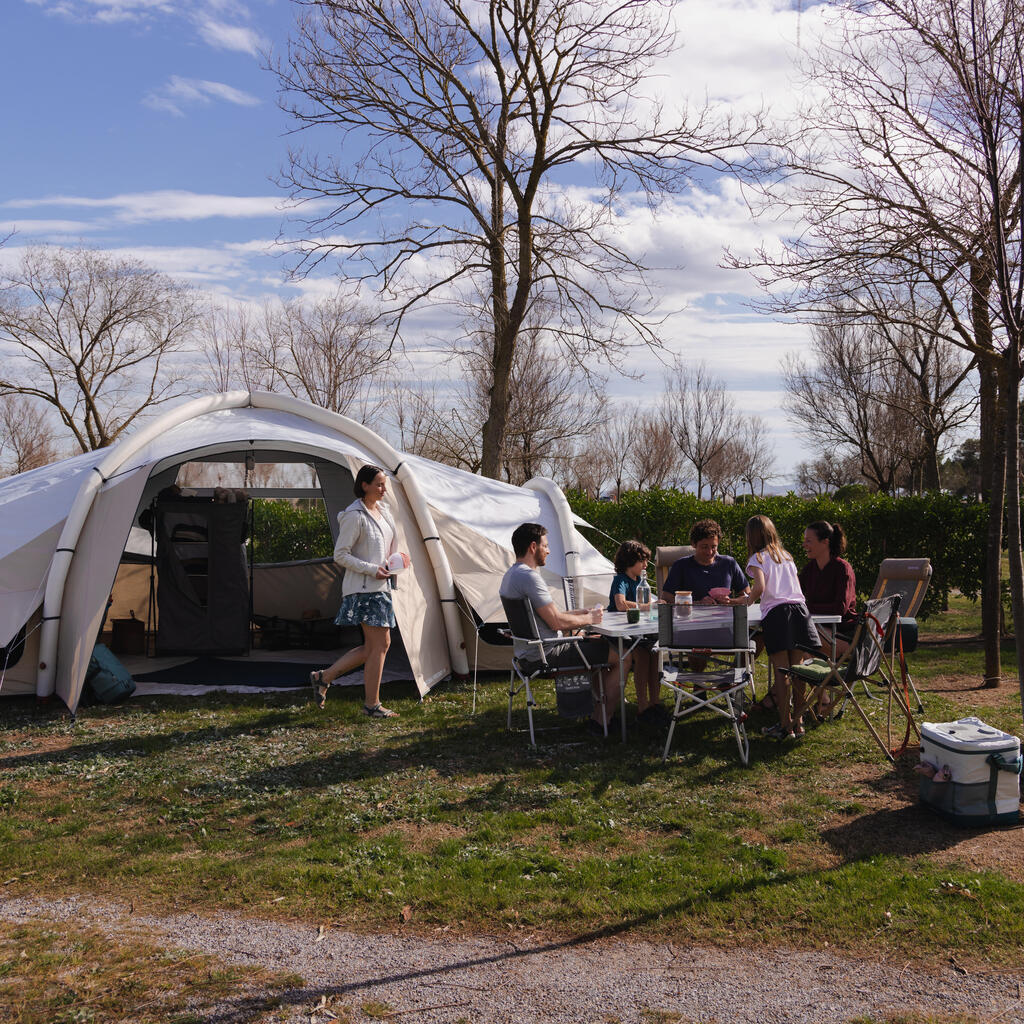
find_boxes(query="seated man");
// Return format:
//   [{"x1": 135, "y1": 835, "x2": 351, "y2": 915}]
[
  {"x1": 661, "y1": 518, "x2": 750, "y2": 605},
  {"x1": 500, "y1": 522, "x2": 620, "y2": 736}
]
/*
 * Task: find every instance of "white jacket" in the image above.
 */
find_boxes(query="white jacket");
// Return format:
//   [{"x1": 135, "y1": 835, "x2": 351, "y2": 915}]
[{"x1": 333, "y1": 499, "x2": 399, "y2": 597}]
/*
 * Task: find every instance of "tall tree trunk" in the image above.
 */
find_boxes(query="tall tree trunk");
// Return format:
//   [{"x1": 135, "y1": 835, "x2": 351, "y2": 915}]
[
  {"x1": 973, "y1": 262, "x2": 1003, "y2": 684},
  {"x1": 1004, "y1": 350, "x2": 1024, "y2": 715},
  {"x1": 982, "y1": 364, "x2": 1006, "y2": 688},
  {"x1": 481, "y1": 324, "x2": 515, "y2": 479}
]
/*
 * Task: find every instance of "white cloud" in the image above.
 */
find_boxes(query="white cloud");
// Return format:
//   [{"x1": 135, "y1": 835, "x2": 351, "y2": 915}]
[
  {"x1": 26, "y1": 0, "x2": 267, "y2": 55},
  {"x1": 196, "y1": 18, "x2": 266, "y2": 56},
  {"x1": 5, "y1": 191, "x2": 298, "y2": 223},
  {"x1": 0, "y1": 218, "x2": 95, "y2": 239},
  {"x1": 144, "y1": 75, "x2": 261, "y2": 116}
]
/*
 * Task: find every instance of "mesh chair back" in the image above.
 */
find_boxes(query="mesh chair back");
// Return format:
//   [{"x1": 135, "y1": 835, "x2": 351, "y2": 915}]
[
  {"x1": 656, "y1": 545, "x2": 695, "y2": 594},
  {"x1": 845, "y1": 594, "x2": 900, "y2": 683},
  {"x1": 869, "y1": 558, "x2": 931, "y2": 618},
  {"x1": 500, "y1": 595, "x2": 546, "y2": 665},
  {"x1": 562, "y1": 576, "x2": 579, "y2": 611}
]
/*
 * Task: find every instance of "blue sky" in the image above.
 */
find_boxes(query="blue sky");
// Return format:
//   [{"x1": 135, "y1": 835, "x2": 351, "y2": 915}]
[{"x1": 2, "y1": 0, "x2": 828, "y2": 483}]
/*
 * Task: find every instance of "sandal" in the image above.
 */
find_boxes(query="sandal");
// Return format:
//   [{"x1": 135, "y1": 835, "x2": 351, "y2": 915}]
[
  {"x1": 752, "y1": 690, "x2": 778, "y2": 713},
  {"x1": 363, "y1": 703, "x2": 398, "y2": 719},
  {"x1": 792, "y1": 718, "x2": 806, "y2": 739},
  {"x1": 310, "y1": 670, "x2": 329, "y2": 710},
  {"x1": 761, "y1": 722, "x2": 796, "y2": 742}
]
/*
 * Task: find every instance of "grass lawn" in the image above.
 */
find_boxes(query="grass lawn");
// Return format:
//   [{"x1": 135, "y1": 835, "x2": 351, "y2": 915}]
[{"x1": 1, "y1": 594, "x2": 1021, "y2": 973}]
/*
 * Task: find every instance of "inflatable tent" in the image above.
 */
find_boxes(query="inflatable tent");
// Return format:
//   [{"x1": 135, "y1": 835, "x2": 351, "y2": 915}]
[{"x1": 0, "y1": 392, "x2": 614, "y2": 713}]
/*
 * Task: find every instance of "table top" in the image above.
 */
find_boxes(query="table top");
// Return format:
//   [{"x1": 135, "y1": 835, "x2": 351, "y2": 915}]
[{"x1": 588, "y1": 606, "x2": 841, "y2": 638}]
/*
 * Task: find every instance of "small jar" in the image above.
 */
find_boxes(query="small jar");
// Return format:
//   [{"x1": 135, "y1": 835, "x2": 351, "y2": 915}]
[{"x1": 675, "y1": 591, "x2": 693, "y2": 617}]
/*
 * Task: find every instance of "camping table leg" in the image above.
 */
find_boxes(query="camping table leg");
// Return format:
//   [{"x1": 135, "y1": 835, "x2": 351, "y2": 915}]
[{"x1": 615, "y1": 633, "x2": 646, "y2": 741}]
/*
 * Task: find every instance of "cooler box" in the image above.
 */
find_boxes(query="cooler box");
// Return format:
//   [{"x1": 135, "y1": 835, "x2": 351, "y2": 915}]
[{"x1": 919, "y1": 717, "x2": 1021, "y2": 826}]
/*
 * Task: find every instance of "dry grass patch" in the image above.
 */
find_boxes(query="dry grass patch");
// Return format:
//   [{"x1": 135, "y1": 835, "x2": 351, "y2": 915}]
[
  {"x1": 363, "y1": 820, "x2": 468, "y2": 851},
  {"x1": 0, "y1": 917, "x2": 302, "y2": 1024}
]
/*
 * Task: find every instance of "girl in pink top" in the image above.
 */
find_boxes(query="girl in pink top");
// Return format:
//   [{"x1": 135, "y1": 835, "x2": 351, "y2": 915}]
[{"x1": 743, "y1": 515, "x2": 819, "y2": 741}]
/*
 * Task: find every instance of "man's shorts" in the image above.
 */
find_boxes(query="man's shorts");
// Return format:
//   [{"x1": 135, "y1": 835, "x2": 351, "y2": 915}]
[{"x1": 523, "y1": 637, "x2": 609, "y2": 673}]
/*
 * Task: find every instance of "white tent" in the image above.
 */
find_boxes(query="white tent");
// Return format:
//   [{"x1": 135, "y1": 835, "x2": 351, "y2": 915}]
[{"x1": 0, "y1": 392, "x2": 614, "y2": 713}]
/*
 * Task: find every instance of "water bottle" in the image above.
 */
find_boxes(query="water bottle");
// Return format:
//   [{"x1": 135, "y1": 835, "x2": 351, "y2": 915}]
[{"x1": 636, "y1": 576, "x2": 652, "y2": 620}]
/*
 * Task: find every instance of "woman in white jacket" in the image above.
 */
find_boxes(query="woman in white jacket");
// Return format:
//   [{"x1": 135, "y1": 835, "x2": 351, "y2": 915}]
[{"x1": 311, "y1": 464, "x2": 411, "y2": 717}]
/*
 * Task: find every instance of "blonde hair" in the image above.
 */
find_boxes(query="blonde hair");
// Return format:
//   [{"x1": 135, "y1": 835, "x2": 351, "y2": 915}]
[{"x1": 745, "y1": 514, "x2": 792, "y2": 564}]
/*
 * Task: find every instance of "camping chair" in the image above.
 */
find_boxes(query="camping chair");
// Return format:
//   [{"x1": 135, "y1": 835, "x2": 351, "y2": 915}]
[
  {"x1": 658, "y1": 604, "x2": 754, "y2": 766},
  {"x1": 867, "y1": 557, "x2": 931, "y2": 711},
  {"x1": 500, "y1": 595, "x2": 611, "y2": 746},
  {"x1": 655, "y1": 545, "x2": 695, "y2": 596},
  {"x1": 788, "y1": 595, "x2": 921, "y2": 763}
]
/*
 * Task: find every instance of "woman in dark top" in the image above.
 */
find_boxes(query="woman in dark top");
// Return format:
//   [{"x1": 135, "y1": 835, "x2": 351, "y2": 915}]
[{"x1": 799, "y1": 520, "x2": 857, "y2": 657}]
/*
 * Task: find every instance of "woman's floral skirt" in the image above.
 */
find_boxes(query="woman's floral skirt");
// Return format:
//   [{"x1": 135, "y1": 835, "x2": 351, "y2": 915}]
[{"x1": 334, "y1": 591, "x2": 396, "y2": 629}]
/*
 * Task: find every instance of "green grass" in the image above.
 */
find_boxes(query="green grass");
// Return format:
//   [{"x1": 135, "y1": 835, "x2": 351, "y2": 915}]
[{"x1": 1, "y1": 593, "x2": 1021, "y2": 970}]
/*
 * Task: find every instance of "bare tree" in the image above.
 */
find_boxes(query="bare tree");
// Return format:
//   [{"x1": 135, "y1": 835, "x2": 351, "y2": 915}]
[
  {"x1": 390, "y1": 323, "x2": 604, "y2": 482},
  {"x1": 795, "y1": 453, "x2": 865, "y2": 497},
  {"x1": 257, "y1": 290, "x2": 390, "y2": 417},
  {"x1": 559, "y1": 434, "x2": 615, "y2": 499},
  {"x1": 629, "y1": 407, "x2": 679, "y2": 490},
  {"x1": 202, "y1": 304, "x2": 269, "y2": 394},
  {"x1": 276, "y1": 0, "x2": 767, "y2": 478},
  {"x1": 704, "y1": 437, "x2": 745, "y2": 501},
  {"x1": 0, "y1": 246, "x2": 200, "y2": 451},
  {"x1": 594, "y1": 415, "x2": 635, "y2": 501},
  {"x1": 203, "y1": 291, "x2": 390, "y2": 420},
  {"x1": 735, "y1": 415, "x2": 776, "y2": 497},
  {"x1": 736, "y1": 0, "x2": 1024, "y2": 696},
  {"x1": 783, "y1": 318, "x2": 938, "y2": 494},
  {"x1": 0, "y1": 395, "x2": 57, "y2": 476},
  {"x1": 462, "y1": 325, "x2": 607, "y2": 485},
  {"x1": 666, "y1": 360, "x2": 740, "y2": 499}
]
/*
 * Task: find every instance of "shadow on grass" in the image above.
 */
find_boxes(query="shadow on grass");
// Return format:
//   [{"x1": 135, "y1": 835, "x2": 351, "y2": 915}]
[{"x1": 0, "y1": 709, "x2": 311, "y2": 770}]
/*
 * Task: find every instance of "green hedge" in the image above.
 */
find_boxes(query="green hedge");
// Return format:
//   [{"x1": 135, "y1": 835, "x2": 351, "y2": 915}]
[
  {"x1": 567, "y1": 490, "x2": 988, "y2": 619},
  {"x1": 251, "y1": 499, "x2": 332, "y2": 563},
  {"x1": 246, "y1": 491, "x2": 987, "y2": 619}
]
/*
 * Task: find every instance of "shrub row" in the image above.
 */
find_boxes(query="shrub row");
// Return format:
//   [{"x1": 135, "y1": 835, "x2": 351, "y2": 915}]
[
  {"x1": 247, "y1": 491, "x2": 987, "y2": 620},
  {"x1": 567, "y1": 490, "x2": 989, "y2": 619}
]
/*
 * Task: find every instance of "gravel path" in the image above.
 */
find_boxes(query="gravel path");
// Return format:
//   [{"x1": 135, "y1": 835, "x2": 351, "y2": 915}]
[{"x1": 3, "y1": 895, "x2": 1023, "y2": 1023}]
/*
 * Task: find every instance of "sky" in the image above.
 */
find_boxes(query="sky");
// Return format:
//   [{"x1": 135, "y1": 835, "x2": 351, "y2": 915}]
[{"x1": 1, "y1": 0, "x2": 830, "y2": 485}]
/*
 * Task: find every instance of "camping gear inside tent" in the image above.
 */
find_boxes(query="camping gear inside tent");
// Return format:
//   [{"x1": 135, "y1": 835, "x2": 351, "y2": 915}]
[{"x1": 0, "y1": 392, "x2": 614, "y2": 713}]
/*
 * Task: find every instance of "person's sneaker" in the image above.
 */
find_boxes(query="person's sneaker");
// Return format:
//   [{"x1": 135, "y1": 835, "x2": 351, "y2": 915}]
[
  {"x1": 363, "y1": 703, "x2": 398, "y2": 718},
  {"x1": 761, "y1": 722, "x2": 795, "y2": 741}
]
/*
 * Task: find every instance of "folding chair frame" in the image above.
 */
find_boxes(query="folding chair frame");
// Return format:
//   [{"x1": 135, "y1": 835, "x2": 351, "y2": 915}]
[
  {"x1": 790, "y1": 596, "x2": 921, "y2": 764},
  {"x1": 657, "y1": 605, "x2": 754, "y2": 766},
  {"x1": 659, "y1": 657, "x2": 753, "y2": 766},
  {"x1": 501, "y1": 596, "x2": 610, "y2": 747}
]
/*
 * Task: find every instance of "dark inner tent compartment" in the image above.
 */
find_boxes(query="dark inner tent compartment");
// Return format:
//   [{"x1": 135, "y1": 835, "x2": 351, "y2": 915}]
[{"x1": 154, "y1": 499, "x2": 250, "y2": 655}]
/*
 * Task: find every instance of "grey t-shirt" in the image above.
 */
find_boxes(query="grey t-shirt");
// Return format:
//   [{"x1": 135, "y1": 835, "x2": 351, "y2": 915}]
[{"x1": 499, "y1": 562, "x2": 558, "y2": 658}]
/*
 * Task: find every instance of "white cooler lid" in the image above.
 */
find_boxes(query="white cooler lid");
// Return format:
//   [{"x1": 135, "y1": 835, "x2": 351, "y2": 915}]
[{"x1": 921, "y1": 716, "x2": 1021, "y2": 754}]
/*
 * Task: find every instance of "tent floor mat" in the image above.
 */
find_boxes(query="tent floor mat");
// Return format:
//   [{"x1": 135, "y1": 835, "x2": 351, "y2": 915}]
[{"x1": 130, "y1": 654, "x2": 411, "y2": 689}]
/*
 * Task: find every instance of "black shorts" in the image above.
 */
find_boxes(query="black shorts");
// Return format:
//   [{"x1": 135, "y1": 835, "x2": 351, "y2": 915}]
[
  {"x1": 762, "y1": 603, "x2": 820, "y2": 656},
  {"x1": 526, "y1": 637, "x2": 610, "y2": 673}
]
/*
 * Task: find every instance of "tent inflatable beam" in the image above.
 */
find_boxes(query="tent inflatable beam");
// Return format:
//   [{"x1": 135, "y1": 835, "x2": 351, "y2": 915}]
[
  {"x1": 37, "y1": 391, "x2": 469, "y2": 700},
  {"x1": 524, "y1": 476, "x2": 582, "y2": 602}
]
